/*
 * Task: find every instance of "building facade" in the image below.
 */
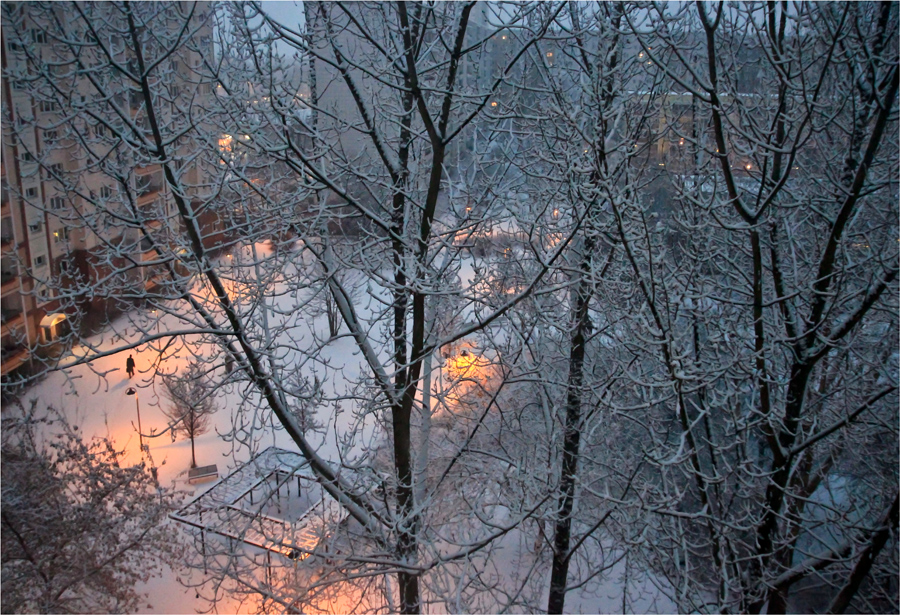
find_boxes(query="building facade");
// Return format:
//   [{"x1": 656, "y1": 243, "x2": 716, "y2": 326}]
[{"x1": 1, "y1": 2, "x2": 216, "y2": 380}]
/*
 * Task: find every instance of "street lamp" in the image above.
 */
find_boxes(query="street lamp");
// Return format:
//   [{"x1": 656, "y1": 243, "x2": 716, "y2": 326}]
[{"x1": 126, "y1": 387, "x2": 146, "y2": 452}]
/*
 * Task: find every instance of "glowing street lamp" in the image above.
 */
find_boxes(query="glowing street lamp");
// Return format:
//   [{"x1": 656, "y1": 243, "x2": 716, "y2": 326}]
[{"x1": 126, "y1": 387, "x2": 147, "y2": 452}]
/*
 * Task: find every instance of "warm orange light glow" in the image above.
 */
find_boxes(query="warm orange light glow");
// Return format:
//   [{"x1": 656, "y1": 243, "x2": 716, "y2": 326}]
[
  {"x1": 553, "y1": 208, "x2": 559, "y2": 217},
  {"x1": 546, "y1": 52, "x2": 553, "y2": 58},
  {"x1": 490, "y1": 101, "x2": 498, "y2": 107},
  {"x1": 745, "y1": 163, "x2": 752, "y2": 170},
  {"x1": 447, "y1": 346, "x2": 488, "y2": 380},
  {"x1": 219, "y1": 134, "x2": 233, "y2": 152}
]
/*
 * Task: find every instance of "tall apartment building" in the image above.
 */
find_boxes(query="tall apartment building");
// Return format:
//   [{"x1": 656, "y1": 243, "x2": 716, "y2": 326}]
[{"x1": 1, "y1": 2, "x2": 216, "y2": 381}]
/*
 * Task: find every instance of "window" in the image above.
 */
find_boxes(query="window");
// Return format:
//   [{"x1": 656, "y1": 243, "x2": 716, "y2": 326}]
[
  {"x1": 44, "y1": 129, "x2": 58, "y2": 141},
  {"x1": 33, "y1": 255, "x2": 46, "y2": 268},
  {"x1": 53, "y1": 228, "x2": 68, "y2": 243},
  {"x1": 95, "y1": 123, "x2": 110, "y2": 138},
  {"x1": 58, "y1": 260, "x2": 69, "y2": 272},
  {"x1": 39, "y1": 100, "x2": 58, "y2": 113},
  {"x1": 25, "y1": 187, "x2": 38, "y2": 199},
  {"x1": 31, "y1": 29, "x2": 47, "y2": 45},
  {"x1": 50, "y1": 196, "x2": 65, "y2": 210},
  {"x1": 47, "y1": 163, "x2": 62, "y2": 177},
  {"x1": 21, "y1": 152, "x2": 35, "y2": 163},
  {"x1": 100, "y1": 185, "x2": 113, "y2": 199},
  {"x1": 28, "y1": 220, "x2": 42, "y2": 234}
]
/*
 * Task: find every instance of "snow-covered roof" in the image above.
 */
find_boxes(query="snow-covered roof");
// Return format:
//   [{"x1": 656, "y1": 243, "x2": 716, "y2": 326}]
[{"x1": 171, "y1": 446, "x2": 346, "y2": 559}]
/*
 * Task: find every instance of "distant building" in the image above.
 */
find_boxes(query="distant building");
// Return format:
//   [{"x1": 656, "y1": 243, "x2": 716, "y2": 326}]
[{"x1": 0, "y1": 2, "x2": 215, "y2": 380}]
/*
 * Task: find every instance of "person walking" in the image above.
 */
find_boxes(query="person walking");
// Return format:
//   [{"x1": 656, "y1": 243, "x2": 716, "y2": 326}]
[{"x1": 126, "y1": 354, "x2": 136, "y2": 378}]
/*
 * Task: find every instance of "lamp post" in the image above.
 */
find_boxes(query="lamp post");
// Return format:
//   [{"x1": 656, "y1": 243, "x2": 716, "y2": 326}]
[{"x1": 126, "y1": 387, "x2": 146, "y2": 452}]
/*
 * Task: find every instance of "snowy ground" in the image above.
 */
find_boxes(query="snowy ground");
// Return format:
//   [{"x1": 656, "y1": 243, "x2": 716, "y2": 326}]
[{"x1": 11, "y1": 241, "x2": 674, "y2": 614}]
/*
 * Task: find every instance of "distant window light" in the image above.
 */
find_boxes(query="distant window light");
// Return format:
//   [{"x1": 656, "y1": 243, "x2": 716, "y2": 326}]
[
  {"x1": 53, "y1": 228, "x2": 68, "y2": 242},
  {"x1": 490, "y1": 101, "x2": 498, "y2": 107},
  {"x1": 745, "y1": 163, "x2": 752, "y2": 170},
  {"x1": 501, "y1": 35, "x2": 507, "y2": 40},
  {"x1": 546, "y1": 52, "x2": 553, "y2": 58}
]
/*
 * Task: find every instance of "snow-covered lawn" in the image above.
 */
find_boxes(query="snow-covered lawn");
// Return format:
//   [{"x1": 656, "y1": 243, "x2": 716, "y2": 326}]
[{"x1": 12, "y1": 242, "x2": 674, "y2": 613}]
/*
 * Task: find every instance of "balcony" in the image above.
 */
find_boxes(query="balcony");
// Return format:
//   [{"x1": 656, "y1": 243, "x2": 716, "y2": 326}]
[
  {"x1": 1, "y1": 271, "x2": 17, "y2": 297},
  {"x1": 1, "y1": 216, "x2": 13, "y2": 248},
  {"x1": 0, "y1": 306, "x2": 24, "y2": 337},
  {"x1": 0, "y1": 343, "x2": 29, "y2": 375}
]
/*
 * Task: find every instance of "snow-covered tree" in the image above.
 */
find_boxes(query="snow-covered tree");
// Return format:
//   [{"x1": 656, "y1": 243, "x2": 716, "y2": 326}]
[
  {"x1": 162, "y1": 361, "x2": 217, "y2": 469},
  {"x1": 1, "y1": 404, "x2": 175, "y2": 614},
  {"x1": 2, "y1": 1, "x2": 896, "y2": 613}
]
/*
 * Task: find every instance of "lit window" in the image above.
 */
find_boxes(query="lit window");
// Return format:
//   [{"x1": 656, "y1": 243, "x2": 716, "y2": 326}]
[
  {"x1": 546, "y1": 52, "x2": 553, "y2": 58},
  {"x1": 745, "y1": 164, "x2": 752, "y2": 170},
  {"x1": 490, "y1": 101, "x2": 498, "y2": 107}
]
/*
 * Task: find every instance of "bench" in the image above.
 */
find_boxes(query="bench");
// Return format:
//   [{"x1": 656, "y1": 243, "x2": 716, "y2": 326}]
[{"x1": 188, "y1": 464, "x2": 219, "y2": 483}]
